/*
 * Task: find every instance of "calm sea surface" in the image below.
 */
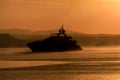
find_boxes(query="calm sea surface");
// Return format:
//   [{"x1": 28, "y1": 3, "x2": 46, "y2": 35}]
[{"x1": 0, "y1": 47, "x2": 120, "y2": 80}]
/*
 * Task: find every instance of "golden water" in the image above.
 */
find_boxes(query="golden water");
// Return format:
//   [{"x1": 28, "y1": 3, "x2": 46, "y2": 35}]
[{"x1": 0, "y1": 47, "x2": 120, "y2": 80}]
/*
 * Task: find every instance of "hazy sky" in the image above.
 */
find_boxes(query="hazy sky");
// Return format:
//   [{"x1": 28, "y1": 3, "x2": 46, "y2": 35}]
[{"x1": 1, "y1": 0, "x2": 120, "y2": 34}]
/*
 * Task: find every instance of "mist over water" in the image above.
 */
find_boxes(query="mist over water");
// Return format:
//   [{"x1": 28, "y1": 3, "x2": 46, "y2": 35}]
[{"x1": 0, "y1": 47, "x2": 120, "y2": 80}]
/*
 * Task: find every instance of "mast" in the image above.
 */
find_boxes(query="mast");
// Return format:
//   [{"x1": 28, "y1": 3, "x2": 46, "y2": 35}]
[{"x1": 58, "y1": 25, "x2": 66, "y2": 36}]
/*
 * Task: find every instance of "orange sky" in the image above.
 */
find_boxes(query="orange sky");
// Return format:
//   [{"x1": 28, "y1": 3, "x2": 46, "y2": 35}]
[{"x1": 1, "y1": 0, "x2": 120, "y2": 34}]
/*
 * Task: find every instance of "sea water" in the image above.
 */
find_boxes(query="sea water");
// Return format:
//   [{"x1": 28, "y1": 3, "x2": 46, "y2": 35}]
[{"x1": 0, "y1": 47, "x2": 120, "y2": 80}]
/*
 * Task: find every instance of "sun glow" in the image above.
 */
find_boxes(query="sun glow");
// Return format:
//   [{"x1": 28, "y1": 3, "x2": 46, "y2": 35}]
[
  {"x1": 103, "y1": 0, "x2": 120, "y2": 2},
  {"x1": 1, "y1": 0, "x2": 120, "y2": 34}
]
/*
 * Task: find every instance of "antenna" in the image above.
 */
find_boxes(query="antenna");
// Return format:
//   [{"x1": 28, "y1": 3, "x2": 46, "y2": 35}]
[
  {"x1": 58, "y1": 25, "x2": 66, "y2": 36},
  {"x1": 61, "y1": 25, "x2": 64, "y2": 29}
]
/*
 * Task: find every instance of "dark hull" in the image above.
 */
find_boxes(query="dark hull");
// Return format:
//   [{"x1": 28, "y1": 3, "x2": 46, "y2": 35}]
[{"x1": 27, "y1": 41, "x2": 82, "y2": 52}]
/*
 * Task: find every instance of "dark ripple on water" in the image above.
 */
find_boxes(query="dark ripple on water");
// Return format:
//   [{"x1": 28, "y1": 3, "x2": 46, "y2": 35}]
[
  {"x1": 0, "y1": 48, "x2": 120, "y2": 80},
  {"x1": 0, "y1": 63, "x2": 120, "y2": 80}
]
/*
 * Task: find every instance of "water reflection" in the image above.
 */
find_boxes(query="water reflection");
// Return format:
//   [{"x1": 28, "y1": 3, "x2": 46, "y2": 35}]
[{"x1": 0, "y1": 47, "x2": 120, "y2": 80}]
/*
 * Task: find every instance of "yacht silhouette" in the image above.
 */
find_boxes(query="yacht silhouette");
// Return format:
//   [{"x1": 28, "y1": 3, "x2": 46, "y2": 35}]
[{"x1": 27, "y1": 25, "x2": 82, "y2": 52}]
